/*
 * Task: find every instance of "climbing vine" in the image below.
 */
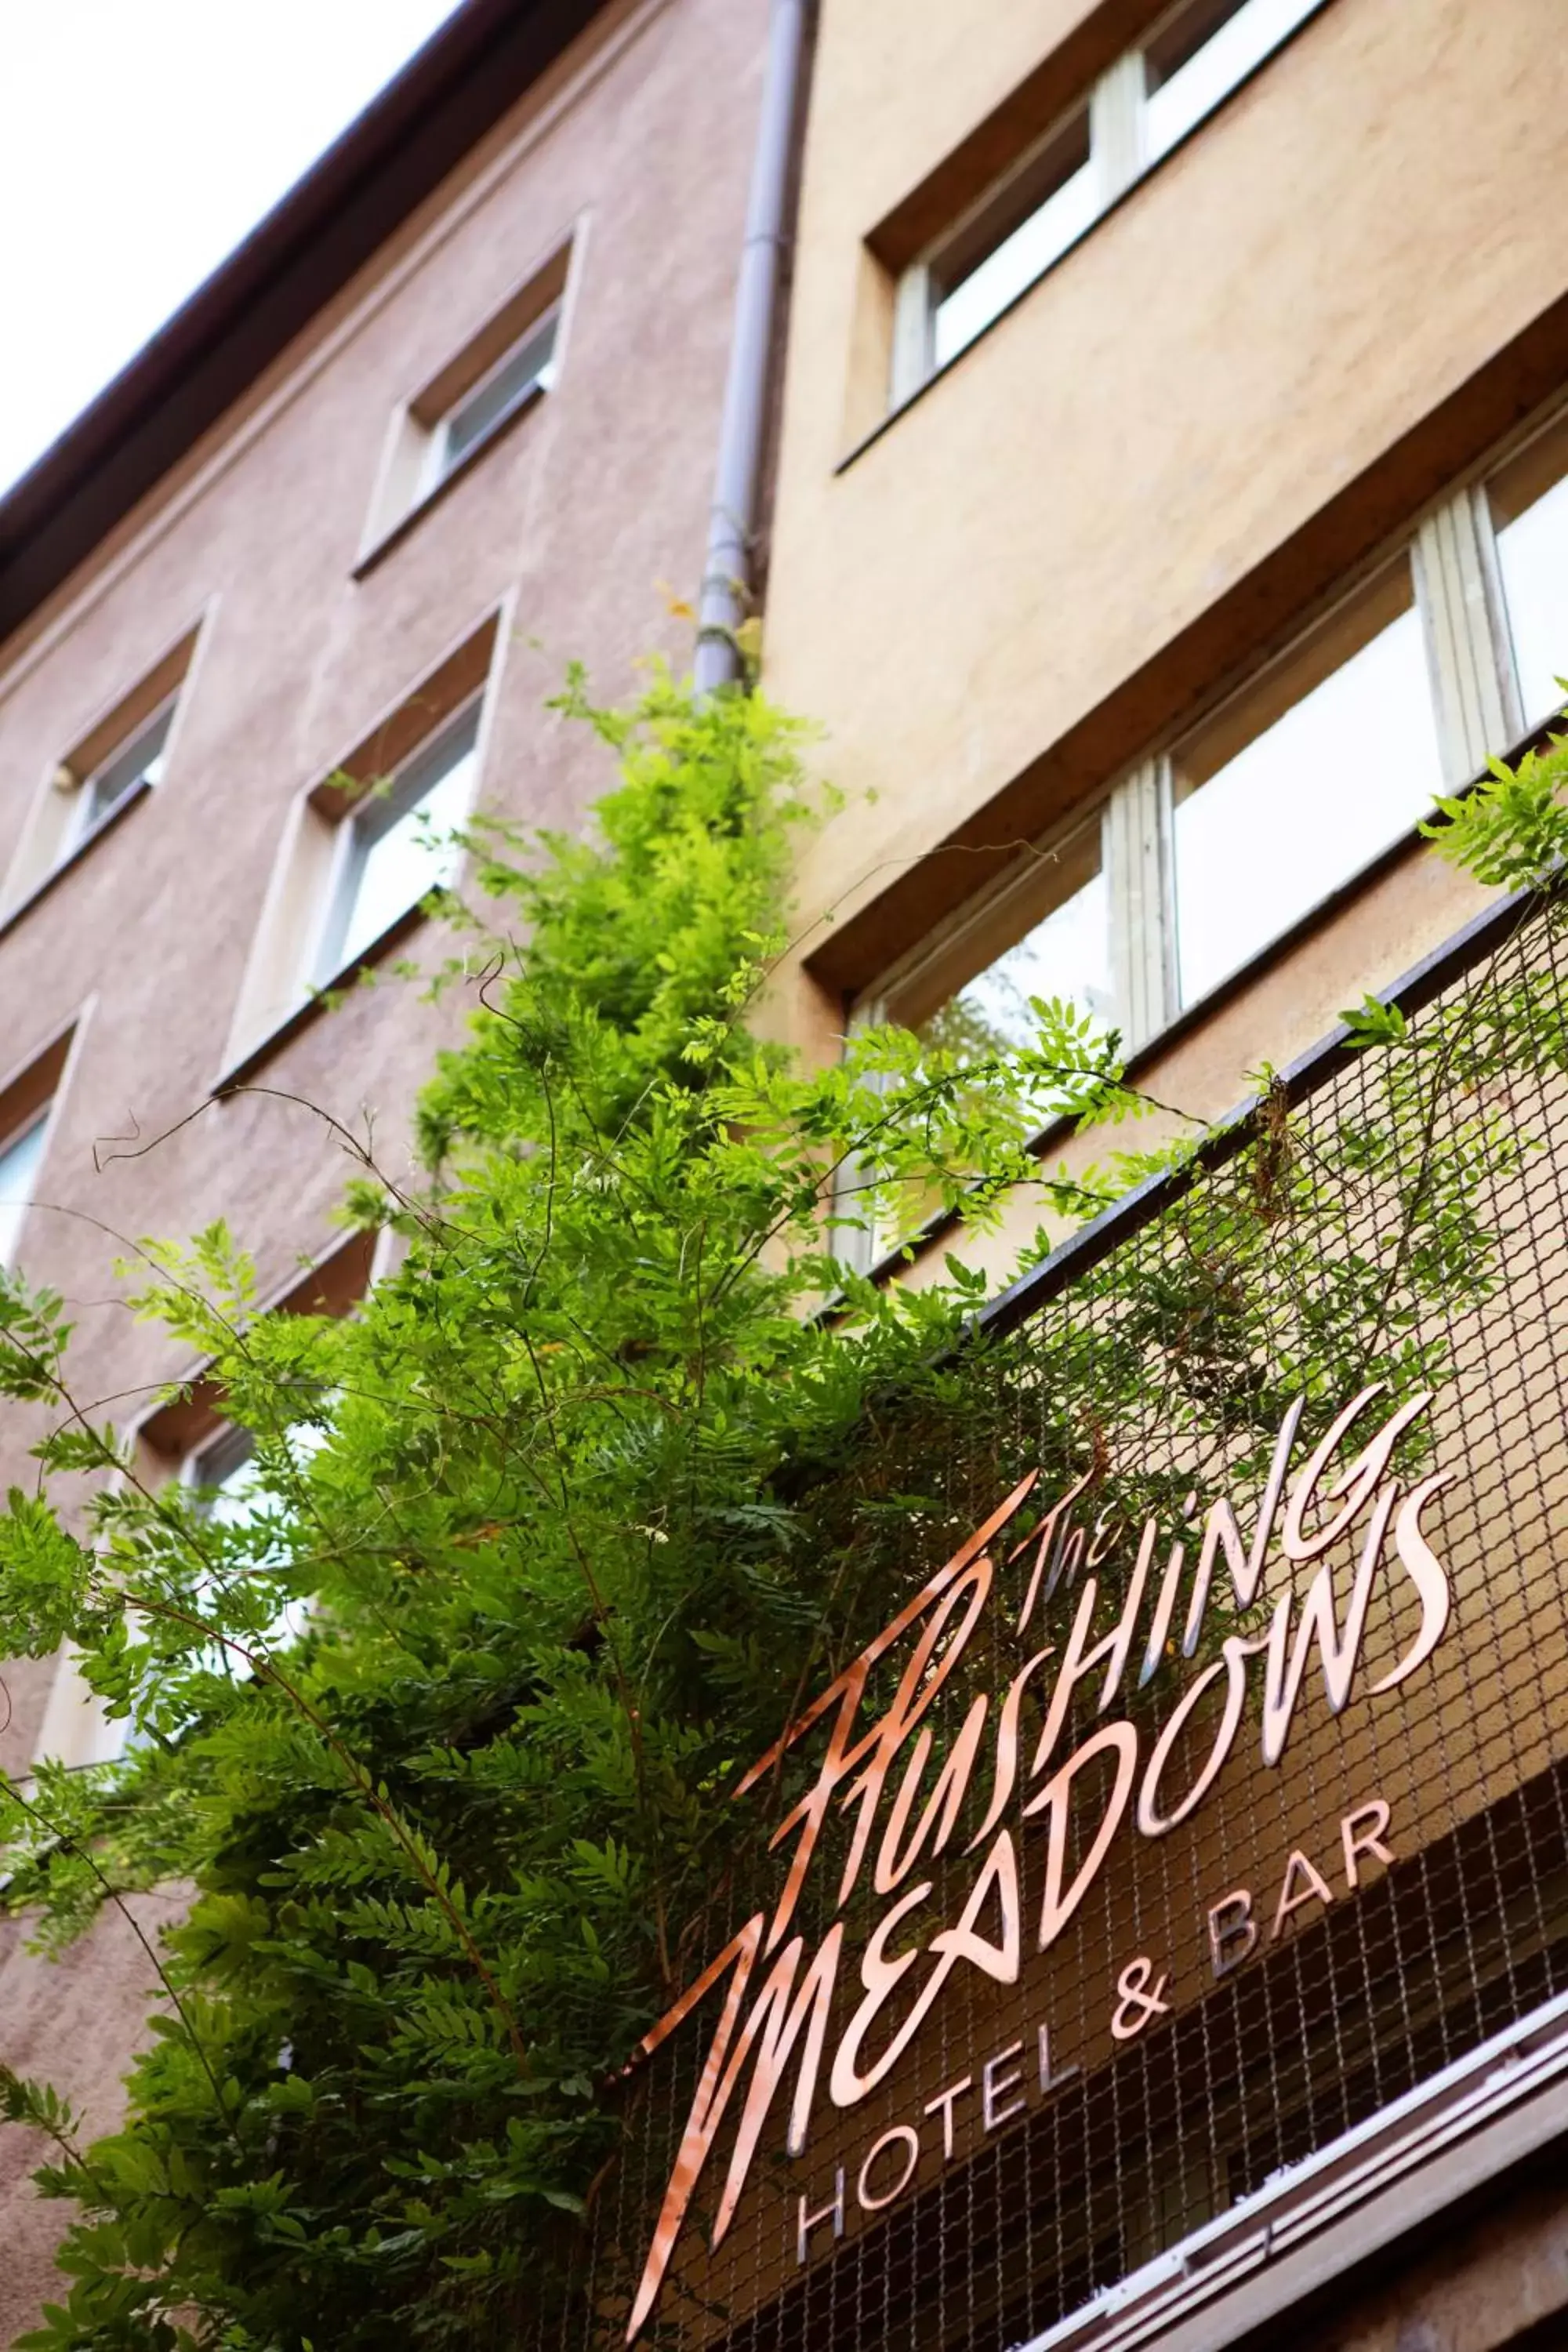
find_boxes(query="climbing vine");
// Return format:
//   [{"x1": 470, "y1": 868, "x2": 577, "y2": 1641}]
[{"x1": 0, "y1": 666, "x2": 1562, "y2": 2352}]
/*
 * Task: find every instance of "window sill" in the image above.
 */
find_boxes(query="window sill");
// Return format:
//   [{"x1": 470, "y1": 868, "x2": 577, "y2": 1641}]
[
  {"x1": 837, "y1": 0, "x2": 1336, "y2": 479},
  {"x1": 212, "y1": 896, "x2": 431, "y2": 1096},
  {"x1": 0, "y1": 776, "x2": 154, "y2": 942},
  {"x1": 352, "y1": 383, "x2": 547, "y2": 582}
]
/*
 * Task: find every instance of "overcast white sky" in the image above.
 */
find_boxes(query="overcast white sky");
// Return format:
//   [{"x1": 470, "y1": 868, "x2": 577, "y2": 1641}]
[{"x1": 0, "y1": 0, "x2": 464, "y2": 495}]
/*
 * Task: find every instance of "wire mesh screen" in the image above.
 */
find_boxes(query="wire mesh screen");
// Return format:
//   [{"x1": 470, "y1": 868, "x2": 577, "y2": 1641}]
[{"x1": 545, "y1": 893, "x2": 1568, "y2": 2352}]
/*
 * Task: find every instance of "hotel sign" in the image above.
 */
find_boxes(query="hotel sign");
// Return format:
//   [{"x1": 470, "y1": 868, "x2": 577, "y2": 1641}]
[{"x1": 626, "y1": 1380, "x2": 1457, "y2": 2337}]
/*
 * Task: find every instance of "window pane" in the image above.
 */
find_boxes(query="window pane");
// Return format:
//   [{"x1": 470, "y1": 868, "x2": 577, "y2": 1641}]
[
  {"x1": 902, "y1": 821, "x2": 1112, "y2": 1065},
  {"x1": 81, "y1": 703, "x2": 172, "y2": 833},
  {"x1": 1172, "y1": 571, "x2": 1443, "y2": 1009},
  {"x1": 1145, "y1": 0, "x2": 1322, "y2": 164},
  {"x1": 1491, "y1": 422, "x2": 1568, "y2": 732},
  {"x1": 438, "y1": 312, "x2": 558, "y2": 479},
  {"x1": 191, "y1": 1425, "x2": 262, "y2": 1529},
  {"x1": 934, "y1": 160, "x2": 1099, "y2": 369},
  {"x1": 316, "y1": 710, "x2": 480, "y2": 982},
  {"x1": 0, "y1": 1112, "x2": 47, "y2": 1270},
  {"x1": 187, "y1": 1419, "x2": 325, "y2": 1657},
  {"x1": 927, "y1": 873, "x2": 1112, "y2": 1062}
]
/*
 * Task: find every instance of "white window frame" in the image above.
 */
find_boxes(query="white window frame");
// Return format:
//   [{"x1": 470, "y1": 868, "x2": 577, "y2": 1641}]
[
  {"x1": 419, "y1": 304, "x2": 561, "y2": 499},
  {"x1": 0, "y1": 1104, "x2": 51, "y2": 1273},
  {"x1": 310, "y1": 696, "x2": 483, "y2": 990},
  {"x1": 59, "y1": 693, "x2": 177, "y2": 862},
  {"x1": 892, "y1": 0, "x2": 1334, "y2": 405},
  {"x1": 844, "y1": 390, "x2": 1568, "y2": 1271}
]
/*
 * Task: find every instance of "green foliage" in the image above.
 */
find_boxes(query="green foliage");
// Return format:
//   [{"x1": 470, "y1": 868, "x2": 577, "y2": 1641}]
[
  {"x1": 0, "y1": 668, "x2": 1561, "y2": 2350},
  {"x1": 1422, "y1": 726, "x2": 1568, "y2": 887},
  {"x1": 0, "y1": 670, "x2": 1166, "y2": 2352}
]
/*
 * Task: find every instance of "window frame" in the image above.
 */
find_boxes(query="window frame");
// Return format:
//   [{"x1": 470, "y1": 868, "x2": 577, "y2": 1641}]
[
  {"x1": 842, "y1": 386, "x2": 1568, "y2": 1274},
  {"x1": 0, "y1": 624, "x2": 201, "y2": 931},
  {"x1": 217, "y1": 612, "x2": 503, "y2": 1093},
  {"x1": 887, "y1": 0, "x2": 1334, "y2": 408},
  {"x1": 0, "y1": 1104, "x2": 51, "y2": 1274},
  {"x1": 358, "y1": 242, "x2": 574, "y2": 568},
  {"x1": 310, "y1": 695, "x2": 483, "y2": 992},
  {"x1": 1481, "y1": 405, "x2": 1568, "y2": 739},
  {"x1": 60, "y1": 691, "x2": 178, "y2": 861},
  {"x1": 420, "y1": 305, "x2": 561, "y2": 498}
]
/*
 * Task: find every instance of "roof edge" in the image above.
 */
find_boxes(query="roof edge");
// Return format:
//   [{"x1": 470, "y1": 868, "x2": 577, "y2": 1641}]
[{"x1": 0, "y1": 0, "x2": 603, "y2": 648}]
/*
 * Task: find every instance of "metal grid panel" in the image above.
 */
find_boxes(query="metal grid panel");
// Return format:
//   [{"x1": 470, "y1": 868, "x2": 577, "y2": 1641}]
[{"x1": 549, "y1": 892, "x2": 1568, "y2": 2352}]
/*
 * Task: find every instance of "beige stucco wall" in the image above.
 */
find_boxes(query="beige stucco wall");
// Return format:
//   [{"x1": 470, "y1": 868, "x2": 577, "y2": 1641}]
[
  {"x1": 763, "y1": 0, "x2": 1568, "y2": 1076},
  {"x1": 0, "y1": 0, "x2": 768, "y2": 2325}
]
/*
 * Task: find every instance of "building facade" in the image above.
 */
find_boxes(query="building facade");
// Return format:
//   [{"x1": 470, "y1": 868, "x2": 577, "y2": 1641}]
[
  {"x1": 7, "y1": 0, "x2": 1568, "y2": 2346},
  {"x1": 764, "y1": 0, "x2": 1568, "y2": 1283},
  {"x1": 0, "y1": 0, "x2": 775, "y2": 2331},
  {"x1": 738, "y1": 0, "x2": 1568, "y2": 2347}
]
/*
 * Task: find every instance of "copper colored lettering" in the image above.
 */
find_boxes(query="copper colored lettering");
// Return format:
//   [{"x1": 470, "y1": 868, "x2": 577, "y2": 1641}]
[
  {"x1": 1181, "y1": 1398, "x2": 1302, "y2": 1655},
  {"x1": 923, "y1": 2073, "x2": 972, "y2": 2160},
  {"x1": 982, "y1": 2041, "x2": 1026, "y2": 2132},
  {"x1": 1111, "y1": 1955, "x2": 1171, "y2": 2040},
  {"x1": 832, "y1": 1829, "x2": 1021, "y2": 2110},
  {"x1": 1272, "y1": 1848, "x2": 1334, "y2": 1939},
  {"x1": 1135, "y1": 1634, "x2": 1261, "y2": 1838},
  {"x1": 1037, "y1": 2023, "x2": 1080, "y2": 2092},
  {"x1": 1370, "y1": 1474, "x2": 1455, "y2": 1695},
  {"x1": 1208, "y1": 1887, "x2": 1257, "y2": 1978},
  {"x1": 1341, "y1": 1798, "x2": 1395, "y2": 1889},
  {"x1": 1281, "y1": 1385, "x2": 1432, "y2": 1564},
  {"x1": 625, "y1": 1918, "x2": 844, "y2": 2339},
  {"x1": 1029, "y1": 1523, "x2": 1157, "y2": 1783},
  {"x1": 1014, "y1": 1472, "x2": 1093, "y2": 1636},
  {"x1": 1138, "y1": 1531, "x2": 1188, "y2": 1690},
  {"x1": 737, "y1": 1472, "x2": 1039, "y2": 1955},
  {"x1": 857, "y1": 2126, "x2": 920, "y2": 2212},
  {"x1": 630, "y1": 1404, "x2": 1460, "y2": 2339},
  {"x1": 1261, "y1": 1481, "x2": 1399, "y2": 1767},
  {"x1": 1029, "y1": 1719, "x2": 1140, "y2": 1952},
  {"x1": 964, "y1": 1644, "x2": 1054, "y2": 1853},
  {"x1": 1085, "y1": 1510, "x2": 1120, "y2": 1569},
  {"x1": 835, "y1": 1558, "x2": 995, "y2": 1910},
  {"x1": 796, "y1": 2170, "x2": 845, "y2": 2266},
  {"x1": 874, "y1": 1693, "x2": 989, "y2": 1894}
]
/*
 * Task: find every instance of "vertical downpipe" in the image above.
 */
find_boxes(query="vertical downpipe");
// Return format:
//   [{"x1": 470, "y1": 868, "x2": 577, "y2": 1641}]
[{"x1": 692, "y1": 0, "x2": 809, "y2": 695}]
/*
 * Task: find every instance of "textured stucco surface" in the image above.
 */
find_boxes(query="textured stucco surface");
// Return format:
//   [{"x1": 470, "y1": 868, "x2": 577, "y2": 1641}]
[
  {"x1": 763, "y1": 0, "x2": 1568, "y2": 1056},
  {"x1": 1289, "y1": 2174, "x2": 1568, "y2": 2350},
  {"x1": 0, "y1": 1900, "x2": 185, "y2": 2345},
  {"x1": 0, "y1": 0, "x2": 767, "y2": 2325}
]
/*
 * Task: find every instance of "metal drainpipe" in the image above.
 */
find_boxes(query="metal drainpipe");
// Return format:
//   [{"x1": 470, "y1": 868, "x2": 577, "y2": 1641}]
[{"x1": 691, "y1": 0, "x2": 809, "y2": 695}]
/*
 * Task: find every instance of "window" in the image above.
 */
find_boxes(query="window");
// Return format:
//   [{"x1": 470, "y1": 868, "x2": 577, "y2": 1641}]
[
  {"x1": 855, "y1": 390, "x2": 1568, "y2": 1185},
  {"x1": 932, "y1": 114, "x2": 1095, "y2": 374},
  {"x1": 1487, "y1": 412, "x2": 1568, "y2": 733},
  {"x1": 2, "y1": 627, "x2": 198, "y2": 919},
  {"x1": 63, "y1": 699, "x2": 174, "y2": 852},
  {"x1": 1171, "y1": 567, "x2": 1443, "y2": 1006},
  {"x1": 890, "y1": 817, "x2": 1113, "y2": 1059},
  {"x1": 888, "y1": 0, "x2": 1329, "y2": 401},
  {"x1": 0, "y1": 1029, "x2": 73, "y2": 1273},
  {"x1": 1144, "y1": 0, "x2": 1323, "y2": 164},
  {"x1": 313, "y1": 702, "x2": 479, "y2": 985},
  {"x1": 0, "y1": 1109, "x2": 49, "y2": 1271},
  {"x1": 873, "y1": 561, "x2": 1447, "y2": 1104},
  {"x1": 833, "y1": 818, "x2": 1111, "y2": 1269},
  {"x1": 187, "y1": 1422, "x2": 263, "y2": 1527},
  {"x1": 362, "y1": 246, "x2": 570, "y2": 556},
  {"x1": 424, "y1": 310, "x2": 558, "y2": 493},
  {"x1": 221, "y1": 619, "x2": 497, "y2": 1081}
]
